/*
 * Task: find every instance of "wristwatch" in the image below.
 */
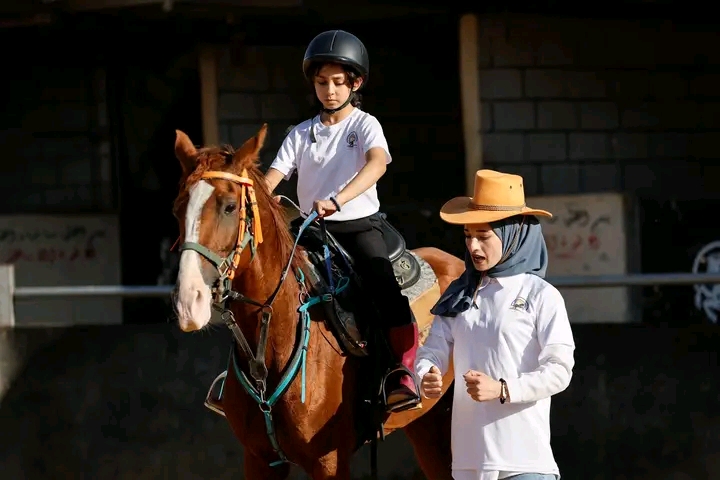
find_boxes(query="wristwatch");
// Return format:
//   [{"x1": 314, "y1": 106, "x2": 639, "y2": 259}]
[{"x1": 499, "y1": 378, "x2": 508, "y2": 404}]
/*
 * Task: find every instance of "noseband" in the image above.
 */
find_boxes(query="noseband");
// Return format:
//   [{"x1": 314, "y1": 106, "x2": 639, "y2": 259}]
[{"x1": 179, "y1": 168, "x2": 263, "y2": 303}]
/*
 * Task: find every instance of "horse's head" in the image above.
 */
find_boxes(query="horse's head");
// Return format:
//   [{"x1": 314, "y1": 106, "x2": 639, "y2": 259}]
[{"x1": 172, "y1": 124, "x2": 271, "y2": 332}]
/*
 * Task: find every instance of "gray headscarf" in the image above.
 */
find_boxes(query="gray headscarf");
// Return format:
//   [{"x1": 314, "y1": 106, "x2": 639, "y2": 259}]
[{"x1": 430, "y1": 215, "x2": 549, "y2": 317}]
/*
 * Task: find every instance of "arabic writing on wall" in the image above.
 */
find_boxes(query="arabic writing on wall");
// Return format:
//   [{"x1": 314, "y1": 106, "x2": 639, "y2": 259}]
[
  {"x1": 543, "y1": 206, "x2": 611, "y2": 262},
  {"x1": 528, "y1": 193, "x2": 629, "y2": 323},
  {"x1": 0, "y1": 215, "x2": 122, "y2": 327},
  {"x1": 0, "y1": 226, "x2": 106, "y2": 265},
  {"x1": 530, "y1": 193, "x2": 626, "y2": 277}
]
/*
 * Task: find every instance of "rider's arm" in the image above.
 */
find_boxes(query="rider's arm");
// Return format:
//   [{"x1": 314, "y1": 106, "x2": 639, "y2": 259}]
[
  {"x1": 265, "y1": 168, "x2": 285, "y2": 193},
  {"x1": 334, "y1": 115, "x2": 391, "y2": 207},
  {"x1": 334, "y1": 151, "x2": 386, "y2": 206},
  {"x1": 265, "y1": 127, "x2": 298, "y2": 193}
]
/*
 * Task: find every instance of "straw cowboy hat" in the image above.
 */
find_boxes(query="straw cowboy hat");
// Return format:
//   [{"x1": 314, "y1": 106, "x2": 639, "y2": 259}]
[{"x1": 440, "y1": 169, "x2": 552, "y2": 224}]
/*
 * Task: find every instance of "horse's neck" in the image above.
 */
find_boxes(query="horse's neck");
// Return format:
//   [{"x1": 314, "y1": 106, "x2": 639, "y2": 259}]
[{"x1": 231, "y1": 241, "x2": 300, "y2": 361}]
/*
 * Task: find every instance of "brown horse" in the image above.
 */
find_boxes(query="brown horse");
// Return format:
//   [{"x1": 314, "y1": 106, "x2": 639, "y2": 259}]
[{"x1": 172, "y1": 124, "x2": 464, "y2": 480}]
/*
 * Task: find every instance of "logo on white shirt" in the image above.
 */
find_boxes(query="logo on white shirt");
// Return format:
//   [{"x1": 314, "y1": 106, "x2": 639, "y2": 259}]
[
  {"x1": 510, "y1": 297, "x2": 528, "y2": 311},
  {"x1": 346, "y1": 131, "x2": 358, "y2": 148}
]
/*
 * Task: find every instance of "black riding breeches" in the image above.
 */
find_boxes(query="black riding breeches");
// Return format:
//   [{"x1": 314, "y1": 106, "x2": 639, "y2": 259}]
[{"x1": 324, "y1": 213, "x2": 413, "y2": 329}]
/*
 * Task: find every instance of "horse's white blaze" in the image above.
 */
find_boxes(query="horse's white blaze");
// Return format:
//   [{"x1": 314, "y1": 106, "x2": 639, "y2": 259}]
[{"x1": 176, "y1": 180, "x2": 214, "y2": 331}]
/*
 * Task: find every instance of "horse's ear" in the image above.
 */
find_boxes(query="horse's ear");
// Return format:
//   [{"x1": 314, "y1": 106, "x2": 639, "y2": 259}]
[
  {"x1": 233, "y1": 124, "x2": 268, "y2": 165},
  {"x1": 254, "y1": 123, "x2": 268, "y2": 152},
  {"x1": 174, "y1": 130, "x2": 197, "y2": 174}
]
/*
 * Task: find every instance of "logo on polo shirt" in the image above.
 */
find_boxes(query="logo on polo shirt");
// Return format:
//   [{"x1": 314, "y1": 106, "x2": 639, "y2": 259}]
[
  {"x1": 346, "y1": 131, "x2": 358, "y2": 148},
  {"x1": 510, "y1": 297, "x2": 528, "y2": 312}
]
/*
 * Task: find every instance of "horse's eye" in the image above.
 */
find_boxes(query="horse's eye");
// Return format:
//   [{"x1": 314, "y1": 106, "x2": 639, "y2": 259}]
[{"x1": 224, "y1": 203, "x2": 237, "y2": 215}]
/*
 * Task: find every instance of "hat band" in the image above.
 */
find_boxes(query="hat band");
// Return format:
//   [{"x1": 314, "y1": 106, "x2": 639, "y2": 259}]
[{"x1": 468, "y1": 201, "x2": 526, "y2": 212}]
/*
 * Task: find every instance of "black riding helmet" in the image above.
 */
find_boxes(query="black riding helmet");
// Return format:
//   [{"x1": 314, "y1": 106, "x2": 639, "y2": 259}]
[{"x1": 302, "y1": 30, "x2": 369, "y2": 88}]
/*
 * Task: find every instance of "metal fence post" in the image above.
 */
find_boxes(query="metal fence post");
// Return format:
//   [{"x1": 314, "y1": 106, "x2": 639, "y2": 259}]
[{"x1": 0, "y1": 264, "x2": 15, "y2": 328}]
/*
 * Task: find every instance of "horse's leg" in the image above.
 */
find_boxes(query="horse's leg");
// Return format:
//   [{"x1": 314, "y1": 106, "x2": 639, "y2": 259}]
[
  {"x1": 308, "y1": 450, "x2": 351, "y2": 480},
  {"x1": 243, "y1": 452, "x2": 291, "y2": 480}
]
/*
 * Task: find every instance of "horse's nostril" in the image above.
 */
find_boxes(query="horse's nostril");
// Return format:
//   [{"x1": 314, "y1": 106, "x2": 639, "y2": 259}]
[{"x1": 194, "y1": 289, "x2": 203, "y2": 304}]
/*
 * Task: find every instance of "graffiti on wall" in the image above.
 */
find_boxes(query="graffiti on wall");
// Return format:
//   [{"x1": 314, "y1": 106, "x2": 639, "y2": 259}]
[
  {"x1": 0, "y1": 215, "x2": 122, "y2": 326},
  {"x1": 526, "y1": 193, "x2": 630, "y2": 323},
  {"x1": 533, "y1": 196, "x2": 623, "y2": 275},
  {"x1": 543, "y1": 205, "x2": 612, "y2": 262},
  {"x1": 0, "y1": 226, "x2": 106, "y2": 265},
  {"x1": 692, "y1": 241, "x2": 720, "y2": 324}
]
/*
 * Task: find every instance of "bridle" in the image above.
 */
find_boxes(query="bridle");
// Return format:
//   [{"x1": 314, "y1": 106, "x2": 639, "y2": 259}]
[
  {"x1": 179, "y1": 168, "x2": 263, "y2": 304},
  {"x1": 173, "y1": 166, "x2": 360, "y2": 470},
  {"x1": 176, "y1": 167, "x2": 315, "y2": 405}
]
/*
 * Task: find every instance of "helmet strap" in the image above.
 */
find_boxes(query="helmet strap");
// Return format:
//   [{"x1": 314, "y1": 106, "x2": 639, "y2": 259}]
[{"x1": 321, "y1": 91, "x2": 355, "y2": 115}]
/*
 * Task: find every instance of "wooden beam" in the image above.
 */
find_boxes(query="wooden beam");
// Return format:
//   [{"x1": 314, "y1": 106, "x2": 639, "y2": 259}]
[
  {"x1": 0, "y1": 264, "x2": 15, "y2": 328},
  {"x1": 198, "y1": 44, "x2": 220, "y2": 146},
  {"x1": 65, "y1": 0, "x2": 165, "y2": 10},
  {"x1": 458, "y1": 13, "x2": 482, "y2": 196}
]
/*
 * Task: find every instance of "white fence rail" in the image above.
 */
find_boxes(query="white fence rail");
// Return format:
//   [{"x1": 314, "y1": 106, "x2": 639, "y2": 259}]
[{"x1": 3, "y1": 263, "x2": 720, "y2": 327}]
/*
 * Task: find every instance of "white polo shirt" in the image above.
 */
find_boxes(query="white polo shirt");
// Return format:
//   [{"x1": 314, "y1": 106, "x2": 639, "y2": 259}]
[
  {"x1": 269, "y1": 108, "x2": 392, "y2": 222},
  {"x1": 416, "y1": 273, "x2": 576, "y2": 479}
]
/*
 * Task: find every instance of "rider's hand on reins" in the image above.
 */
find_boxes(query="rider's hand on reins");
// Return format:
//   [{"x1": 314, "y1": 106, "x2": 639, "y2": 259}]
[{"x1": 313, "y1": 199, "x2": 337, "y2": 218}]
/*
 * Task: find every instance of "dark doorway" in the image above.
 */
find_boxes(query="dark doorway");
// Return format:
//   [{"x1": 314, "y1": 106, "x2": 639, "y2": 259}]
[
  {"x1": 640, "y1": 198, "x2": 720, "y2": 326},
  {"x1": 106, "y1": 20, "x2": 203, "y2": 324}
]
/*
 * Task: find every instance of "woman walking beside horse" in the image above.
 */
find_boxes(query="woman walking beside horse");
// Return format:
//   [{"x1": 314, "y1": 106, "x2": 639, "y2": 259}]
[{"x1": 417, "y1": 169, "x2": 576, "y2": 480}]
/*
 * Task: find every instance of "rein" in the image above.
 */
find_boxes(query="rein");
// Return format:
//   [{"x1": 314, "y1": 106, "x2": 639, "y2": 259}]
[{"x1": 178, "y1": 168, "x2": 328, "y2": 467}]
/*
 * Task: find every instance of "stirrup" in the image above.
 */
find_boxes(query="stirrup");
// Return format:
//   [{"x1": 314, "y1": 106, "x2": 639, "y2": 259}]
[
  {"x1": 204, "y1": 370, "x2": 227, "y2": 417},
  {"x1": 380, "y1": 364, "x2": 423, "y2": 413}
]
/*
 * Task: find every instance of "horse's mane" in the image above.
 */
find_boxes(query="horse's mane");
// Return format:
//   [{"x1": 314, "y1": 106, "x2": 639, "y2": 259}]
[{"x1": 173, "y1": 143, "x2": 304, "y2": 275}]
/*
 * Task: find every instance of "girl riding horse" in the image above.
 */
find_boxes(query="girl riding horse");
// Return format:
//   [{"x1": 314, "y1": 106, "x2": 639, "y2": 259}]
[{"x1": 264, "y1": 29, "x2": 421, "y2": 413}]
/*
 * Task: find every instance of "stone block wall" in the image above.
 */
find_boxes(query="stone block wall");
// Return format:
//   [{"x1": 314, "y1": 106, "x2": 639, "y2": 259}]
[
  {"x1": 212, "y1": 16, "x2": 720, "y2": 262},
  {"x1": 476, "y1": 17, "x2": 720, "y2": 200},
  {"x1": 216, "y1": 44, "x2": 309, "y2": 199}
]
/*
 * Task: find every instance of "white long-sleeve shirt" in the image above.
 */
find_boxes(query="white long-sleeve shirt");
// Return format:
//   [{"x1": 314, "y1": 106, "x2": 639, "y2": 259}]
[{"x1": 416, "y1": 273, "x2": 575, "y2": 479}]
